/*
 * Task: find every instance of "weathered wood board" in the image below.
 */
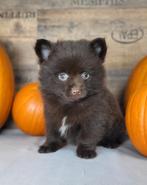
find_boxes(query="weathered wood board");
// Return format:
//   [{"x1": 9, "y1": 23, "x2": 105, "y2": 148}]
[
  {"x1": 0, "y1": 3, "x2": 147, "y2": 100},
  {"x1": 0, "y1": 9, "x2": 38, "y2": 89},
  {"x1": 1, "y1": 0, "x2": 147, "y2": 9},
  {"x1": 0, "y1": 37, "x2": 38, "y2": 88}
]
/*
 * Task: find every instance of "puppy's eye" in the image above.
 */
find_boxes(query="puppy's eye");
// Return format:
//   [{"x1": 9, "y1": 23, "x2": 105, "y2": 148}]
[
  {"x1": 58, "y1": 73, "x2": 69, "y2": 81},
  {"x1": 81, "y1": 72, "x2": 90, "y2": 80}
]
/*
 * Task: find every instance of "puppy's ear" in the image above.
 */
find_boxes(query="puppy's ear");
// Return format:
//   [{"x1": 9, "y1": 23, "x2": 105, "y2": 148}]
[
  {"x1": 90, "y1": 38, "x2": 107, "y2": 62},
  {"x1": 34, "y1": 39, "x2": 52, "y2": 63}
]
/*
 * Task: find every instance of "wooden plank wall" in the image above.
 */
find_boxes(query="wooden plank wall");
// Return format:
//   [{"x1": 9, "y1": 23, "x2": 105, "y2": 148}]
[{"x1": 0, "y1": 0, "x2": 147, "y2": 100}]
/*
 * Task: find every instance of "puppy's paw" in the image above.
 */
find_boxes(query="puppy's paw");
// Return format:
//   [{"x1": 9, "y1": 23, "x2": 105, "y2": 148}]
[
  {"x1": 38, "y1": 142, "x2": 63, "y2": 153},
  {"x1": 100, "y1": 136, "x2": 126, "y2": 149},
  {"x1": 76, "y1": 145, "x2": 97, "y2": 159},
  {"x1": 101, "y1": 142, "x2": 120, "y2": 148}
]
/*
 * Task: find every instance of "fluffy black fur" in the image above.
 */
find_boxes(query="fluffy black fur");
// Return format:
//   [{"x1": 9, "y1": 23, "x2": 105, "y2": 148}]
[{"x1": 34, "y1": 38, "x2": 126, "y2": 159}]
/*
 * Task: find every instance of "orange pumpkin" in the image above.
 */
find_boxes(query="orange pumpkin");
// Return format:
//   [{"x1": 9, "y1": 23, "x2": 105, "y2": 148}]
[
  {"x1": 125, "y1": 85, "x2": 147, "y2": 156},
  {"x1": 0, "y1": 46, "x2": 15, "y2": 128},
  {"x1": 124, "y1": 56, "x2": 147, "y2": 107},
  {"x1": 12, "y1": 82, "x2": 45, "y2": 136}
]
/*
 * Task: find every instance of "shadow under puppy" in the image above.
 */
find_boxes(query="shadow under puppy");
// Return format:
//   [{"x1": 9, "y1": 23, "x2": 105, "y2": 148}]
[{"x1": 35, "y1": 38, "x2": 126, "y2": 159}]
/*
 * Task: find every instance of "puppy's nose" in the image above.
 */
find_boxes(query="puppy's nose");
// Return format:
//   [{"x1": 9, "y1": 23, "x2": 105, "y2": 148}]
[{"x1": 71, "y1": 87, "x2": 81, "y2": 96}]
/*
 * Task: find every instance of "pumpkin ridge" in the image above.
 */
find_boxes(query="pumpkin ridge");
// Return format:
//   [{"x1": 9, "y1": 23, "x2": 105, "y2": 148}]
[
  {"x1": 124, "y1": 57, "x2": 147, "y2": 107},
  {"x1": 12, "y1": 83, "x2": 45, "y2": 136},
  {"x1": 0, "y1": 46, "x2": 15, "y2": 127},
  {"x1": 143, "y1": 90, "x2": 147, "y2": 148},
  {"x1": 126, "y1": 88, "x2": 138, "y2": 140}
]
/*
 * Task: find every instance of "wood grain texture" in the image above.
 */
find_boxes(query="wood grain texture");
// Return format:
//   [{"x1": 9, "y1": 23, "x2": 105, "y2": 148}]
[
  {"x1": 38, "y1": 8, "x2": 147, "y2": 97},
  {"x1": 1, "y1": 0, "x2": 147, "y2": 9},
  {"x1": 0, "y1": 9, "x2": 37, "y2": 37},
  {"x1": 0, "y1": 4, "x2": 147, "y2": 99},
  {"x1": 0, "y1": 38, "x2": 39, "y2": 89}
]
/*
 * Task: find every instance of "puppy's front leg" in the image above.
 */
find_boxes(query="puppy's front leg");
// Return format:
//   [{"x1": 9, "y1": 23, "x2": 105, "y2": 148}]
[
  {"x1": 77, "y1": 122, "x2": 105, "y2": 159},
  {"x1": 38, "y1": 119, "x2": 66, "y2": 153}
]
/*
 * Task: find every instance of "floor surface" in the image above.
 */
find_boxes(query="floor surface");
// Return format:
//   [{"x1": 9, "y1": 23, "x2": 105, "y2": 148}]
[{"x1": 0, "y1": 129, "x2": 147, "y2": 185}]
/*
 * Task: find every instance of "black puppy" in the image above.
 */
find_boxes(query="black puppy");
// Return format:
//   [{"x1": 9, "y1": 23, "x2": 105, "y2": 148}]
[{"x1": 35, "y1": 38, "x2": 126, "y2": 159}]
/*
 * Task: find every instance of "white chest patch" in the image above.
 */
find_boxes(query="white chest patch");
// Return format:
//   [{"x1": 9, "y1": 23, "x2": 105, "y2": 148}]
[{"x1": 59, "y1": 116, "x2": 69, "y2": 137}]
